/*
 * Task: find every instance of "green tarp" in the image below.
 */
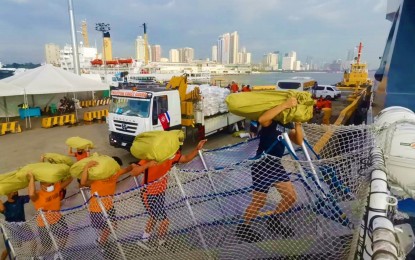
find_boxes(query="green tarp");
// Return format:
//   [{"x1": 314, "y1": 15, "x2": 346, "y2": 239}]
[
  {"x1": 66, "y1": 137, "x2": 94, "y2": 150},
  {"x1": 0, "y1": 171, "x2": 28, "y2": 195},
  {"x1": 130, "y1": 130, "x2": 184, "y2": 162},
  {"x1": 225, "y1": 90, "x2": 314, "y2": 124},
  {"x1": 16, "y1": 163, "x2": 70, "y2": 183},
  {"x1": 43, "y1": 153, "x2": 74, "y2": 166},
  {"x1": 70, "y1": 154, "x2": 120, "y2": 180}
]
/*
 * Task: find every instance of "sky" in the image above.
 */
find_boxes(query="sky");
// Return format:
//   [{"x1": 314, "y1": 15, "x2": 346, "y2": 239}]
[{"x1": 0, "y1": 0, "x2": 391, "y2": 69}]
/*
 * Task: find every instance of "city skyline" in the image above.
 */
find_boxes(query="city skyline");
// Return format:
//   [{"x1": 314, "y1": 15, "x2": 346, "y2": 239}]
[{"x1": 0, "y1": 0, "x2": 390, "y2": 69}]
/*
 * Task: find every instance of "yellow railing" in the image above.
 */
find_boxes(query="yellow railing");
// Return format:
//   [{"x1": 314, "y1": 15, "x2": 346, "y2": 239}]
[
  {"x1": 0, "y1": 121, "x2": 22, "y2": 135},
  {"x1": 83, "y1": 109, "x2": 109, "y2": 122},
  {"x1": 80, "y1": 99, "x2": 110, "y2": 108},
  {"x1": 41, "y1": 114, "x2": 76, "y2": 128},
  {"x1": 313, "y1": 87, "x2": 368, "y2": 153}
]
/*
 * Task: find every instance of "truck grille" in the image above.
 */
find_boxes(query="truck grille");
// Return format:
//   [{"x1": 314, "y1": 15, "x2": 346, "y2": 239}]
[{"x1": 114, "y1": 120, "x2": 138, "y2": 134}]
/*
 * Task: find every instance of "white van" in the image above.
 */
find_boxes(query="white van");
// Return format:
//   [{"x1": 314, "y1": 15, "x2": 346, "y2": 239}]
[
  {"x1": 310, "y1": 85, "x2": 341, "y2": 100},
  {"x1": 276, "y1": 78, "x2": 317, "y2": 92}
]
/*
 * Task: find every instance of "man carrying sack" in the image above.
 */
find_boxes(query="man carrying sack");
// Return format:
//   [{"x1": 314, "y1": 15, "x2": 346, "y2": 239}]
[{"x1": 130, "y1": 132, "x2": 207, "y2": 247}]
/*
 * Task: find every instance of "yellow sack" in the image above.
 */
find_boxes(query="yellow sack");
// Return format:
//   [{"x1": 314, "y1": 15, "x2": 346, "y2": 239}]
[
  {"x1": 16, "y1": 163, "x2": 70, "y2": 183},
  {"x1": 70, "y1": 154, "x2": 120, "y2": 180},
  {"x1": 43, "y1": 153, "x2": 74, "y2": 166},
  {"x1": 130, "y1": 130, "x2": 184, "y2": 162},
  {"x1": 225, "y1": 90, "x2": 315, "y2": 124},
  {"x1": 66, "y1": 137, "x2": 94, "y2": 150},
  {"x1": 0, "y1": 171, "x2": 29, "y2": 195}
]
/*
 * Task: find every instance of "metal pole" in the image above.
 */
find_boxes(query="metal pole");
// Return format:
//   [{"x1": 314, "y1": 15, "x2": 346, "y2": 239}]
[
  {"x1": 68, "y1": 0, "x2": 81, "y2": 75},
  {"x1": 80, "y1": 187, "x2": 88, "y2": 203},
  {"x1": 171, "y1": 167, "x2": 210, "y2": 253},
  {"x1": 199, "y1": 150, "x2": 223, "y2": 210},
  {"x1": 102, "y1": 33, "x2": 107, "y2": 82},
  {"x1": 1, "y1": 224, "x2": 16, "y2": 260},
  {"x1": 94, "y1": 192, "x2": 127, "y2": 260},
  {"x1": 198, "y1": 150, "x2": 228, "y2": 248},
  {"x1": 133, "y1": 176, "x2": 140, "y2": 188},
  {"x1": 300, "y1": 142, "x2": 322, "y2": 188},
  {"x1": 3, "y1": 97, "x2": 9, "y2": 123},
  {"x1": 73, "y1": 92, "x2": 78, "y2": 122},
  {"x1": 38, "y1": 210, "x2": 63, "y2": 259}
]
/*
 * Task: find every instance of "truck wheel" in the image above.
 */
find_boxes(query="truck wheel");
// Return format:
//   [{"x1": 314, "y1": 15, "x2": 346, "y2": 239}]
[{"x1": 325, "y1": 95, "x2": 332, "y2": 100}]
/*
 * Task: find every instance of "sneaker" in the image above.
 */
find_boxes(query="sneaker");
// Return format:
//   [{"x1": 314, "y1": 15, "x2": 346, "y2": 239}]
[
  {"x1": 235, "y1": 223, "x2": 263, "y2": 243},
  {"x1": 266, "y1": 216, "x2": 295, "y2": 238}
]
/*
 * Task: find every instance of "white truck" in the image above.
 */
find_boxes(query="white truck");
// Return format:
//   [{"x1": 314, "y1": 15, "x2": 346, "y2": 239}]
[{"x1": 107, "y1": 75, "x2": 244, "y2": 149}]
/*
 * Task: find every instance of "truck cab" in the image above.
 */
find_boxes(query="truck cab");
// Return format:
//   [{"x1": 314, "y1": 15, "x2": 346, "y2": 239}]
[
  {"x1": 108, "y1": 88, "x2": 181, "y2": 149},
  {"x1": 108, "y1": 74, "x2": 245, "y2": 149}
]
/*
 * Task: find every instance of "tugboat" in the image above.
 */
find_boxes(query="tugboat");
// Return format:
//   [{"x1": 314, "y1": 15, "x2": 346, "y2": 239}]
[{"x1": 336, "y1": 42, "x2": 372, "y2": 90}]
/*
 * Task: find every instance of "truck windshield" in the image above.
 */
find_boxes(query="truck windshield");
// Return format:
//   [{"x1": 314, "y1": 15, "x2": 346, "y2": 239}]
[{"x1": 110, "y1": 97, "x2": 150, "y2": 117}]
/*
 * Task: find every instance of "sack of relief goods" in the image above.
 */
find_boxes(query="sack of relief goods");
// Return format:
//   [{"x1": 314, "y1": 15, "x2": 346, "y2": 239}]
[
  {"x1": 130, "y1": 130, "x2": 184, "y2": 162},
  {"x1": 0, "y1": 171, "x2": 28, "y2": 195},
  {"x1": 16, "y1": 163, "x2": 70, "y2": 183},
  {"x1": 42, "y1": 153, "x2": 74, "y2": 166},
  {"x1": 70, "y1": 154, "x2": 120, "y2": 180},
  {"x1": 225, "y1": 90, "x2": 314, "y2": 124},
  {"x1": 66, "y1": 136, "x2": 94, "y2": 150}
]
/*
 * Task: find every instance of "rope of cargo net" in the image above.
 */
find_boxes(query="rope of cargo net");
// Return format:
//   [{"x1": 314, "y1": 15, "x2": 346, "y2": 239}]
[
  {"x1": 0, "y1": 123, "x2": 376, "y2": 260},
  {"x1": 279, "y1": 133, "x2": 353, "y2": 228}
]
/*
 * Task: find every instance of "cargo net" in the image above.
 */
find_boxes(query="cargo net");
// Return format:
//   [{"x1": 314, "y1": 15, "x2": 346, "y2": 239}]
[{"x1": 1, "y1": 124, "x2": 375, "y2": 260}]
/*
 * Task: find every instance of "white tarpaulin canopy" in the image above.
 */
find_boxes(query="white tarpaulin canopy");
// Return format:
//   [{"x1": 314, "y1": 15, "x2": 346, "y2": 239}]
[
  {"x1": 0, "y1": 64, "x2": 108, "y2": 95},
  {"x1": 0, "y1": 81, "x2": 25, "y2": 96},
  {"x1": 0, "y1": 64, "x2": 109, "y2": 121},
  {"x1": 0, "y1": 81, "x2": 25, "y2": 120}
]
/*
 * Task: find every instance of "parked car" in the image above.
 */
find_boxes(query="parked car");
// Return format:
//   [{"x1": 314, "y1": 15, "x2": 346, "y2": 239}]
[{"x1": 310, "y1": 85, "x2": 341, "y2": 100}]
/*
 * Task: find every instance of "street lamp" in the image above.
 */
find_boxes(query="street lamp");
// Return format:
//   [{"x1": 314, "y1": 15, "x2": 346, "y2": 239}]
[{"x1": 95, "y1": 23, "x2": 110, "y2": 80}]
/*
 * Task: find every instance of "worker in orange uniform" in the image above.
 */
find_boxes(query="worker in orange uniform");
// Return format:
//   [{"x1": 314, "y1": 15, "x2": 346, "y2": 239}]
[
  {"x1": 27, "y1": 171, "x2": 73, "y2": 256},
  {"x1": 130, "y1": 139, "x2": 207, "y2": 247},
  {"x1": 230, "y1": 81, "x2": 239, "y2": 93},
  {"x1": 68, "y1": 147, "x2": 90, "y2": 161},
  {"x1": 321, "y1": 99, "x2": 332, "y2": 124},
  {"x1": 80, "y1": 157, "x2": 133, "y2": 247},
  {"x1": 242, "y1": 85, "x2": 251, "y2": 92}
]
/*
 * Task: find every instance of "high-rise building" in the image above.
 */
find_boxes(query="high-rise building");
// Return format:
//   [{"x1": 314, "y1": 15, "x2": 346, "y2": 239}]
[
  {"x1": 169, "y1": 49, "x2": 180, "y2": 62},
  {"x1": 135, "y1": 36, "x2": 146, "y2": 61},
  {"x1": 217, "y1": 33, "x2": 230, "y2": 64},
  {"x1": 237, "y1": 47, "x2": 251, "y2": 64},
  {"x1": 245, "y1": 53, "x2": 252, "y2": 64},
  {"x1": 273, "y1": 51, "x2": 282, "y2": 69},
  {"x1": 288, "y1": 51, "x2": 297, "y2": 60},
  {"x1": 294, "y1": 60, "x2": 301, "y2": 70},
  {"x1": 230, "y1": 31, "x2": 239, "y2": 64},
  {"x1": 212, "y1": 45, "x2": 218, "y2": 62},
  {"x1": 178, "y1": 47, "x2": 194, "y2": 63},
  {"x1": 45, "y1": 43, "x2": 60, "y2": 65},
  {"x1": 151, "y1": 45, "x2": 162, "y2": 62},
  {"x1": 282, "y1": 51, "x2": 298, "y2": 70},
  {"x1": 282, "y1": 56, "x2": 295, "y2": 70},
  {"x1": 262, "y1": 53, "x2": 278, "y2": 70}
]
